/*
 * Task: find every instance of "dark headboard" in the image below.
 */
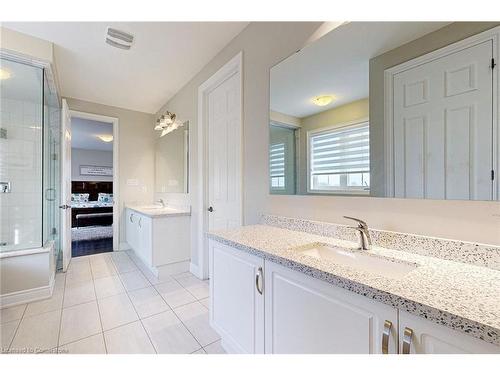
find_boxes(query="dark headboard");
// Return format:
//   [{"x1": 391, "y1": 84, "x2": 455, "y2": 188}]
[{"x1": 72, "y1": 181, "x2": 113, "y2": 201}]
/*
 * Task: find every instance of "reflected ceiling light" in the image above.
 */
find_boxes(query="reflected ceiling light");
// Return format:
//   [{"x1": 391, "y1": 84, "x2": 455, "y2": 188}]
[
  {"x1": 0, "y1": 68, "x2": 12, "y2": 80},
  {"x1": 312, "y1": 95, "x2": 334, "y2": 107},
  {"x1": 97, "y1": 134, "x2": 113, "y2": 142},
  {"x1": 155, "y1": 111, "x2": 184, "y2": 137}
]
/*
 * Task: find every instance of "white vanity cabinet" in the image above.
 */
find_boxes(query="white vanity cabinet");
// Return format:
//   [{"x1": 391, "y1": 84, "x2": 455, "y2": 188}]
[
  {"x1": 208, "y1": 241, "x2": 265, "y2": 354},
  {"x1": 264, "y1": 261, "x2": 398, "y2": 354},
  {"x1": 126, "y1": 210, "x2": 152, "y2": 265},
  {"x1": 208, "y1": 240, "x2": 500, "y2": 354},
  {"x1": 398, "y1": 310, "x2": 500, "y2": 354},
  {"x1": 125, "y1": 208, "x2": 190, "y2": 276}
]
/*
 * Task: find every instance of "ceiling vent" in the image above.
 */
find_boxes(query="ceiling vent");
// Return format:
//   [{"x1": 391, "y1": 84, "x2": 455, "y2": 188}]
[{"x1": 105, "y1": 27, "x2": 134, "y2": 50}]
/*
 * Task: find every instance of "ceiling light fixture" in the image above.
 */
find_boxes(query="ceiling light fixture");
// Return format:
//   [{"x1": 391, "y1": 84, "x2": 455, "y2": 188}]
[
  {"x1": 312, "y1": 95, "x2": 334, "y2": 107},
  {"x1": 0, "y1": 68, "x2": 12, "y2": 80},
  {"x1": 105, "y1": 27, "x2": 134, "y2": 50},
  {"x1": 97, "y1": 134, "x2": 113, "y2": 143},
  {"x1": 155, "y1": 111, "x2": 184, "y2": 137}
]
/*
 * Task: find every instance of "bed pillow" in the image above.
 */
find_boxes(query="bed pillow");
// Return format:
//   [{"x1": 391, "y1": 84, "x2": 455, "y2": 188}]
[
  {"x1": 71, "y1": 193, "x2": 89, "y2": 203},
  {"x1": 97, "y1": 193, "x2": 113, "y2": 203}
]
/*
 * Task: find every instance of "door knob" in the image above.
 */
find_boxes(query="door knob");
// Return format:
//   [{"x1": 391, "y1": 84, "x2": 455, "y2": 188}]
[
  {"x1": 59, "y1": 204, "x2": 71, "y2": 209},
  {"x1": 207, "y1": 206, "x2": 214, "y2": 212}
]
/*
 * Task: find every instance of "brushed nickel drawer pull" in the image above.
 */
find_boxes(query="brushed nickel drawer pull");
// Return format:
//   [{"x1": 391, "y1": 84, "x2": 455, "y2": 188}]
[
  {"x1": 382, "y1": 320, "x2": 392, "y2": 354},
  {"x1": 402, "y1": 327, "x2": 413, "y2": 354},
  {"x1": 255, "y1": 267, "x2": 263, "y2": 295}
]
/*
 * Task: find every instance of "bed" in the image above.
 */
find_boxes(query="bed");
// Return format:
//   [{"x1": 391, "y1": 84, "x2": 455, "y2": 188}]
[{"x1": 71, "y1": 181, "x2": 113, "y2": 228}]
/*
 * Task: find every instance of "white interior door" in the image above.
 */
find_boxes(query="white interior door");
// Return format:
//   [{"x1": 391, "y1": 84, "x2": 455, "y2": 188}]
[
  {"x1": 61, "y1": 99, "x2": 72, "y2": 271},
  {"x1": 392, "y1": 40, "x2": 494, "y2": 200},
  {"x1": 207, "y1": 71, "x2": 242, "y2": 232}
]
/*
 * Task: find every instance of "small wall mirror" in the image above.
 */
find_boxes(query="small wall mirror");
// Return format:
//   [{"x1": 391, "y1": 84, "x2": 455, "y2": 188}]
[
  {"x1": 155, "y1": 121, "x2": 189, "y2": 193},
  {"x1": 269, "y1": 22, "x2": 499, "y2": 201}
]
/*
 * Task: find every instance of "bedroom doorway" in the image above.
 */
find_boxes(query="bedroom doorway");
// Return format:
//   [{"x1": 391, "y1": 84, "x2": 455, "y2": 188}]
[{"x1": 64, "y1": 109, "x2": 119, "y2": 259}]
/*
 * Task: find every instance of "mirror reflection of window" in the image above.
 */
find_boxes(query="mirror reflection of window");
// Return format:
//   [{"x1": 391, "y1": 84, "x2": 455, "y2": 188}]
[
  {"x1": 309, "y1": 121, "x2": 370, "y2": 193},
  {"x1": 269, "y1": 124, "x2": 297, "y2": 195},
  {"x1": 269, "y1": 21, "x2": 499, "y2": 201}
]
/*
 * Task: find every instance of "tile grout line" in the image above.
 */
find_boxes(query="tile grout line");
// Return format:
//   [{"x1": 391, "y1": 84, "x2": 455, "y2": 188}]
[
  {"x1": 125, "y1": 250, "x2": 208, "y2": 352},
  {"x1": 55, "y1": 270, "x2": 69, "y2": 352},
  {"x1": 110, "y1": 254, "x2": 158, "y2": 354},
  {"x1": 2, "y1": 252, "x2": 214, "y2": 354},
  {"x1": 6, "y1": 303, "x2": 28, "y2": 353},
  {"x1": 50, "y1": 251, "x2": 213, "y2": 354},
  {"x1": 89, "y1": 256, "x2": 108, "y2": 354}
]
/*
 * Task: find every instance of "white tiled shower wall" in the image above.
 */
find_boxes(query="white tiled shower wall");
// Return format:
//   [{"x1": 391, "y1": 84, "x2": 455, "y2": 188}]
[{"x1": 0, "y1": 98, "x2": 43, "y2": 251}]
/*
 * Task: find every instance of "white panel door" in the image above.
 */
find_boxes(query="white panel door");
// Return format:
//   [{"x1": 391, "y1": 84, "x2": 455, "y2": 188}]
[
  {"x1": 265, "y1": 261, "x2": 398, "y2": 354},
  {"x1": 207, "y1": 72, "x2": 242, "y2": 231},
  {"x1": 399, "y1": 310, "x2": 500, "y2": 354},
  {"x1": 209, "y1": 240, "x2": 264, "y2": 354},
  {"x1": 393, "y1": 40, "x2": 493, "y2": 200},
  {"x1": 60, "y1": 99, "x2": 72, "y2": 271}
]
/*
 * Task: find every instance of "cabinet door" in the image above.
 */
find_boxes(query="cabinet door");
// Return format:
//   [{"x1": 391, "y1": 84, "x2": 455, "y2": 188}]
[
  {"x1": 137, "y1": 214, "x2": 152, "y2": 266},
  {"x1": 265, "y1": 261, "x2": 398, "y2": 354},
  {"x1": 399, "y1": 310, "x2": 500, "y2": 354},
  {"x1": 209, "y1": 240, "x2": 264, "y2": 354},
  {"x1": 125, "y1": 209, "x2": 137, "y2": 250}
]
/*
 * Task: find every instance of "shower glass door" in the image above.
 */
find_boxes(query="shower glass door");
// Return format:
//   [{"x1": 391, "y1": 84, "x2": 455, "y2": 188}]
[
  {"x1": 43, "y1": 68, "x2": 62, "y2": 267},
  {"x1": 0, "y1": 58, "x2": 44, "y2": 252}
]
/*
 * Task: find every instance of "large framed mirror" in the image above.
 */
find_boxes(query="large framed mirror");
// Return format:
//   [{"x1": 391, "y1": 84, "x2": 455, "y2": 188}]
[
  {"x1": 155, "y1": 121, "x2": 189, "y2": 193},
  {"x1": 269, "y1": 22, "x2": 499, "y2": 200}
]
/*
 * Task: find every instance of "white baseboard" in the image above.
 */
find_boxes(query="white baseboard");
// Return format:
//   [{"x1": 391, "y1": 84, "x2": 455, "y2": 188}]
[
  {"x1": 0, "y1": 276, "x2": 54, "y2": 308},
  {"x1": 157, "y1": 260, "x2": 190, "y2": 278},
  {"x1": 118, "y1": 242, "x2": 131, "y2": 251},
  {"x1": 189, "y1": 262, "x2": 204, "y2": 279}
]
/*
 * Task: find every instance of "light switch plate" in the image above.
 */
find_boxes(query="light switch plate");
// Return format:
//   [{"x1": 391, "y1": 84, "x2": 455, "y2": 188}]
[{"x1": 126, "y1": 179, "x2": 139, "y2": 186}]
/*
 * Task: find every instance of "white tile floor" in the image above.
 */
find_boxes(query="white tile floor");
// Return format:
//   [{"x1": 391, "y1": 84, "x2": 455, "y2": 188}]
[{"x1": 0, "y1": 251, "x2": 225, "y2": 354}]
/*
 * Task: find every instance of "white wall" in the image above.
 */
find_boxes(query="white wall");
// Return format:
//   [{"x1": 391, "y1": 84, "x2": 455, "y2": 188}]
[
  {"x1": 158, "y1": 21, "x2": 500, "y2": 276},
  {"x1": 71, "y1": 148, "x2": 113, "y2": 182}
]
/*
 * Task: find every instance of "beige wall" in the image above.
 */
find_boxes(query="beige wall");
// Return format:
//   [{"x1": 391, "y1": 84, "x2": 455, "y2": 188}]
[
  {"x1": 159, "y1": 22, "x2": 500, "y2": 274},
  {"x1": 297, "y1": 98, "x2": 369, "y2": 194},
  {"x1": 270, "y1": 110, "x2": 302, "y2": 127},
  {"x1": 66, "y1": 98, "x2": 155, "y2": 244},
  {"x1": 157, "y1": 22, "x2": 322, "y2": 266},
  {"x1": 0, "y1": 26, "x2": 53, "y2": 62}
]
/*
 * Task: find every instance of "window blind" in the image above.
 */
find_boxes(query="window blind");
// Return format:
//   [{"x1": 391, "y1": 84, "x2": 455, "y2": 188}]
[
  {"x1": 270, "y1": 143, "x2": 285, "y2": 188},
  {"x1": 309, "y1": 122, "x2": 370, "y2": 191}
]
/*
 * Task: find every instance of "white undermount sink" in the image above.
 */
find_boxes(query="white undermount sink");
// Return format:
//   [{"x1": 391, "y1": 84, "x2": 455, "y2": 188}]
[
  {"x1": 138, "y1": 204, "x2": 164, "y2": 210},
  {"x1": 295, "y1": 243, "x2": 418, "y2": 279}
]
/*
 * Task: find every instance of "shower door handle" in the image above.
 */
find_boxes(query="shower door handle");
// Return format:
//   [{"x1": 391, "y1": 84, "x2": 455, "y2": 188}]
[
  {"x1": 59, "y1": 204, "x2": 71, "y2": 209},
  {"x1": 0, "y1": 182, "x2": 11, "y2": 193}
]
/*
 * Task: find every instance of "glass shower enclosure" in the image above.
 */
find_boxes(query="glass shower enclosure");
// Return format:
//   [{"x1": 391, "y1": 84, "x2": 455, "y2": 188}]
[{"x1": 0, "y1": 56, "x2": 61, "y2": 268}]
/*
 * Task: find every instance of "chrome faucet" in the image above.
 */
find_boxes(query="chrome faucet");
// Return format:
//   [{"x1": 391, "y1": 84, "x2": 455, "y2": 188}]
[
  {"x1": 344, "y1": 216, "x2": 372, "y2": 250},
  {"x1": 157, "y1": 199, "x2": 166, "y2": 207}
]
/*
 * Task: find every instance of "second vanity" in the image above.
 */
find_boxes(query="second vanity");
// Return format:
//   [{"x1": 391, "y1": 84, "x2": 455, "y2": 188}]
[
  {"x1": 125, "y1": 204, "x2": 191, "y2": 276},
  {"x1": 207, "y1": 215, "x2": 500, "y2": 354}
]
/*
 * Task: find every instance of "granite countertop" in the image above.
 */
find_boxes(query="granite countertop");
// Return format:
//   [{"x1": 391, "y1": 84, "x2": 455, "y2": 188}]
[
  {"x1": 208, "y1": 224, "x2": 500, "y2": 346},
  {"x1": 126, "y1": 205, "x2": 191, "y2": 218}
]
